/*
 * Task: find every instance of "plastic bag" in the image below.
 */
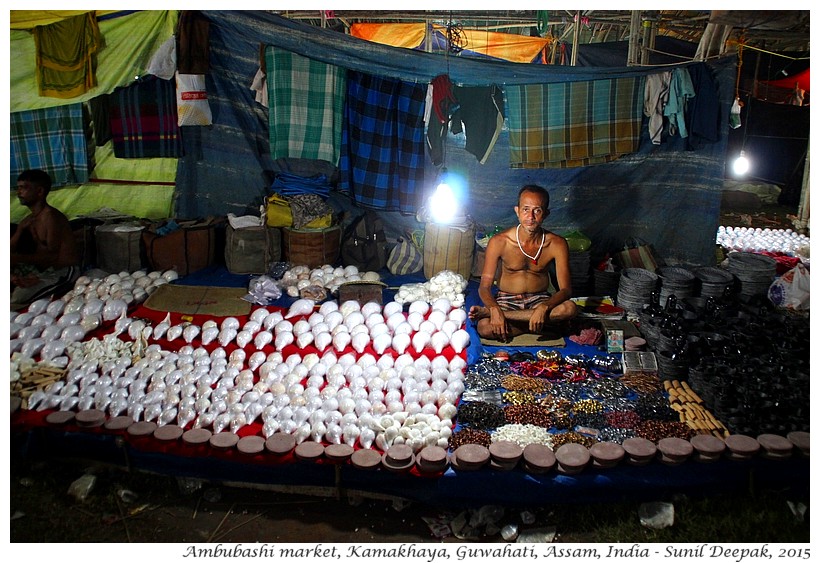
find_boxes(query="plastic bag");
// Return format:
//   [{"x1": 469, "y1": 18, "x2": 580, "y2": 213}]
[
  {"x1": 562, "y1": 230, "x2": 592, "y2": 252},
  {"x1": 768, "y1": 263, "x2": 810, "y2": 310},
  {"x1": 176, "y1": 73, "x2": 212, "y2": 126}
]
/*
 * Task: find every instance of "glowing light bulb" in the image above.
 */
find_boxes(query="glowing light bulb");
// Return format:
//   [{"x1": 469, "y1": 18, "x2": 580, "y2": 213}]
[
  {"x1": 733, "y1": 150, "x2": 750, "y2": 176},
  {"x1": 430, "y1": 182, "x2": 457, "y2": 224}
]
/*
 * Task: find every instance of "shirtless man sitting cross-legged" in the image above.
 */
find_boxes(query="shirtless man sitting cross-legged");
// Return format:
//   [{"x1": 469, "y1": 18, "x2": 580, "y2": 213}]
[{"x1": 468, "y1": 184, "x2": 577, "y2": 342}]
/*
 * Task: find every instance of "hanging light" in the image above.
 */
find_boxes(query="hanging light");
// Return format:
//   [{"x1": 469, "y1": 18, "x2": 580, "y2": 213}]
[
  {"x1": 427, "y1": 168, "x2": 467, "y2": 225},
  {"x1": 732, "y1": 150, "x2": 750, "y2": 176}
]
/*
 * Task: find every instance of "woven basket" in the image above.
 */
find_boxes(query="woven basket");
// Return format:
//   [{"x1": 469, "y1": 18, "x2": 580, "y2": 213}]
[{"x1": 283, "y1": 225, "x2": 341, "y2": 268}]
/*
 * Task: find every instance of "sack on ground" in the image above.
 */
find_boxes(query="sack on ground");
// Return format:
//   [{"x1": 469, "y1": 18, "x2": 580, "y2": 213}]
[
  {"x1": 387, "y1": 232, "x2": 423, "y2": 275},
  {"x1": 614, "y1": 237, "x2": 659, "y2": 272},
  {"x1": 341, "y1": 211, "x2": 387, "y2": 271},
  {"x1": 768, "y1": 263, "x2": 810, "y2": 310}
]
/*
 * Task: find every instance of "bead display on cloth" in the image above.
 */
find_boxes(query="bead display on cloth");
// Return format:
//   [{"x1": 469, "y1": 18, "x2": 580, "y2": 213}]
[{"x1": 516, "y1": 224, "x2": 545, "y2": 265}]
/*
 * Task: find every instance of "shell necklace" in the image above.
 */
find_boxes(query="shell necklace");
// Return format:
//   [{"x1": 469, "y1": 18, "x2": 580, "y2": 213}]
[{"x1": 516, "y1": 224, "x2": 544, "y2": 265}]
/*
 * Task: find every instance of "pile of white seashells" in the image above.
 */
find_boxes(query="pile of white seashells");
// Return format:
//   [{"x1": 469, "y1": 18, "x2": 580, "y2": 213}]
[{"x1": 13, "y1": 272, "x2": 471, "y2": 454}]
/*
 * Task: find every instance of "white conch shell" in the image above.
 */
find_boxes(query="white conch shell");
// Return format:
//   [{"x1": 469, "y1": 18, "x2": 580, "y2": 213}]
[
  {"x1": 372, "y1": 332, "x2": 392, "y2": 354},
  {"x1": 103, "y1": 299, "x2": 128, "y2": 322},
  {"x1": 343, "y1": 311, "x2": 365, "y2": 330},
  {"x1": 430, "y1": 331, "x2": 450, "y2": 354},
  {"x1": 418, "y1": 319, "x2": 437, "y2": 335},
  {"x1": 250, "y1": 307, "x2": 270, "y2": 323},
  {"x1": 263, "y1": 311, "x2": 284, "y2": 331},
  {"x1": 368, "y1": 322, "x2": 389, "y2": 339},
  {"x1": 449, "y1": 329, "x2": 470, "y2": 353},
  {"x1": 274, "y1": 319, "x2": 293, "y2": 334},
  {"x1": 248, "y1": 351, "x2": 267, "y2": 371},
  {"x1": 385, "y1": 312, "x2": 406, "y2": 332},
  {"x1": 183, "y1": 324, "x2": 201, "y2": 343},
  {"x1": 364, "y1": 312, "x2": 385, "y2": 330},
  {"x1": 412, "y1": 330, "x2": 431, "y2": 353},
  {"x1": 296, "y1": 331, "x2": 314, "y2": 349},
  {"x1": 314, "y1": 331, "x2": 332, "y2": 352},
  {"x1": 152, "y1": 312, "x2": 172, "y2": 340},
  {"x1": 351, "y1": 332, "x2": 370, "y2": 354},
  {"x1": 383, "y1": 301, "x2": 404, "y2": 318},
  {"x1": 332, "y1": 331, "x2": 351, "y2": 352},
  {"x1": 448, "y1": 308, "x2": 467, "y2": 327},
  {"x1": 200, "y1": 325, "x2": 218, "y2": 345},
  {"x1": 254, "y1": 331, "x2": 273, "y2": 350},
  {"x1": 391, "y1": 332, "x2": 411, "y2": 355},
  {"x1": 221, "y1": 317, "x2": 240, "y2": 331},
  {"x1": 166, "y1": 324, "x2": 185, "y2": 342},
  {"x1": 318, "y1": 300, "x2": 339, "y2": 316},
  {"x1": 61, "y1": 325, "x2": 86, "y2": 343},
  {"x1": 427, "y1": 309, "x2": 447, "y2": 331},
  {"x1": 235, "y1": 329, "x2": 253, "y2": 348},
  {"x1": 360, "y1": 301, "x2": 382, "y2": 317},
  {"x1": 406, "y1": 311, "x2": 424, "y2": 331},
  {"x1": 286, "y1": 298, "x2": 315, "y2": 319},
  {"x1": 307, "y1": 312, "x2": 326, "y2": 327},
  {"x1": 292, "y1": 319, "x2": 311, "y2": 336},
  {"x1": 339, "y1": 300, "x2": 361, "y2": 317},
  {"x1": 323, "y1": 310, "x2": 343, "y2": 332},
  {"x1": 431, "y1": 297, "x2": 452, "y2": 313},
  {"x1": 392, "y1": 321, "x2": 413, "y2": 336},
  {"x1": 242, "y1": 320, "x2": 261, "y2": 335},
  {"x1": 218, "y1": 327, "x2": 237, "y2": 347},
  {"x1": 440, "y1": 319, "x2": 458, "y2": 338},
  {"x1": 407, "y1": 300, "x2": 430, "y2": 316}
]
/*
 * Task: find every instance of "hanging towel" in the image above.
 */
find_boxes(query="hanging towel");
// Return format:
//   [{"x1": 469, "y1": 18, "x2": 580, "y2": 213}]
[
  {"x1": 339, "y1": 70, "x2": 427, "y2": 214},
  {"x1": 665, "y1": 67, "x2": 696, "y2": 139},
  {"x1": 506, "y1": 77, "x2": 644, "y2": 168},
  {"x1": 109, "y1": 76, "x2": 183, "y2": 158},
  {"x1": 33, "y1": 11, "x2": 101, "y2": 99},
  {"x1": 644, "y1": 72, "x2": 672, "y2": 145},
  {"x1": 266, "y1": 46, "x2": 346, "y2": 164},
  {"x1": 10, "y1": 103, "x2": 90, "y2": 186},
  {"x1": 685, "y1": 63, "x2": 721, "y2": 150},
  {"x1": 146, "y1": 36, "x2": 177, "y2": 80}
]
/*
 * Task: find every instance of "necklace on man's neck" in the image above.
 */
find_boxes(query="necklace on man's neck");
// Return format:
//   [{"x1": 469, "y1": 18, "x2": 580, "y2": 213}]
[{"x1": 516, "y1": 224, "x2": 544, "y2": 265}]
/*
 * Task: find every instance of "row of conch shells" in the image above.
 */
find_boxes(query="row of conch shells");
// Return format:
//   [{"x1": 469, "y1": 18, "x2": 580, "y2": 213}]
[
  {"x1": 280, "y1": 264, "x2": 381, "y2": 298},
  {"x1": 114, "y1": 297, "x2": 470, "y2": 359},
  {"x1": 26, "y1": 341, "x2": 465, "y2": 452},
  {"x1": 270, "y1": 297, "x2": 470, "y2": 356},
  {"x1": 10, "y1": 269, "x2": 179, "y2": 364}
]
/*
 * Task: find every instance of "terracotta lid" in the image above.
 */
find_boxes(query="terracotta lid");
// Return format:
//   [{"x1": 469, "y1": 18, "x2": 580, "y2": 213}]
[
  {"x1": 690, "y1": 434, "x2": 726, "y2": 462},
  {"x1": 46, "y1": 410, "x2": 76, "y2": 426},
  {"x1": 294, "y1": 440, "x2": 325, "y2": 462},
  {"x1": 325, "y1": 443, "x2": 354, "y2": 462},
  {"x1": 154, "y1": 424, "x2": 184, "y2": 441},
  {"x1": 521, "y1": 443, "x2": 555, "y2": 474},
  {"x1": 351, "y1": 448, "x2": 382, "y2": 470},
  {"x1": 182, "y1": 428, "x2": 213, "y2": 445},
  {"x1": 657, "y1": 436, "x2": 694, "y2": 465},
  {"x1": 489, "y1": 440, "x2": 523, "y2": 464},
  {"x1": 757, "y1": 433, "x2": 793, "y2": 459},
  {"x1": 209, "y1": 432, "x2": 240, "y2": 449},
  {"x1": 452, "y1": 444, "x2": 490, "y2": 471},
  {"x1": 11, "y1": 396, "x2": 22, "y2": 414},
  {"x1": 265, "y1": 433, "x2": 296, "y2": 455},
  {"x1": 786, "y1": 431, "x2": 810, "y2": 455},
  {"x1": 416, "y1": 446, "x2": 448, "y2": 474},
  {"x1": 237, "y1": 435, "x2": 266, "y2": 454},
  {"x1": 589, "y1": 441, "x2": 625, "y2": 468},
  {"x1": 724, "y1": 434, "x2": 761, "y2": 460},
  {"x1": 75, "y1": 409, "x2": 106, "y2": 427},
  {"x1": 382, "y1": 444, "x2": 416, "y2": 472},
  {"x1": 622, "y1": 437, "x2": 657, "y2": 465},
  {"x1": 555, "y1": 443, "x2": 591, "y2": 475},
  {"x1": 127, "y1": 421, "x2": 158, "y2": 436},
  {"x1": 104, "y1": 415, "x2": 133, "y2": 431}
]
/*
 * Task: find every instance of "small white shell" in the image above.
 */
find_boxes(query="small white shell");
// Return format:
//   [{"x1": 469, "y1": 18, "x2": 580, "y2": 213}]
[
  {"x1": 391, "y1": 332, "x2": 411, "y2": 354},
  {"x1": 254, "y1": 331, "x2": 273, "y2": 350},
  {"x1": 407, "y1": 300, "x2": 430, "y2": 316},
  {"x1": 183, "y1": 324, "x2": 201, "y2": 343},
  {"x1": 430, "y1": 331, "x2": 450, "y2": 354},
  {"x1": 450, "y1": 329, "x2": 470, "y2": 353},
  {"x1": 351, "y1": 332, "x2": 370, "y2": 354},
  {"x1": 200, "y1": 326, "x2": 219, "y2": 345},
  {"x1": 262, "y1": 311, "x2": 284, "y2": 330},
  {"x1": 372, "y1": 332, "x2": 392, "y2": 355},
  {"x1": 412, "y1": 330, "x2": 431, "y2": 353},
  {"x1": 235, "y1": 329, "x2": 253, "y2": 348},
  {"x1": 383, "y1": 301, "x2": 404, "y2": 318},
  {"x1": 221, "y1": 317, "x2": 240, "y2": 331},
  {"x1": 314, "y1": 331, "x2": 332, "y2": 352},
  {"x1": 166, "y1": 324, "x2": 185, "y2": 342},
  {"x1": 218, "y1": 327, "x2": 237, "y2": 347}
]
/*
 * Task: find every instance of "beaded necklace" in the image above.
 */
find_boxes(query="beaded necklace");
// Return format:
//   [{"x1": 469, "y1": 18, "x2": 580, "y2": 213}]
[{"x1": 516, "y1": 224, "x2": 544, "y2": 265}]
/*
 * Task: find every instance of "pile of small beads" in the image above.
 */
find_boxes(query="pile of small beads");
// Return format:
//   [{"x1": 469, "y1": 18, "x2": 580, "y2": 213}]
[
  {"x1": 503, "y1": 404, "x2": 553, "y2": 427},
  {"x1": 491, "y1": 423, "x2": 554, "y2": 449},
  {"x1": 456, "y1": 401, "x2": 506, "y2": 430},
  {"x1": 449, "y1": 427, "x2": 492, "y2": 449}
]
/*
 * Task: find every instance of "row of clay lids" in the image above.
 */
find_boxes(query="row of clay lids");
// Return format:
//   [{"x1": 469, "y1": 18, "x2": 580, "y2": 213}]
[{"x1": 44, "y1": 410, "x2": 809, "y2": 468}]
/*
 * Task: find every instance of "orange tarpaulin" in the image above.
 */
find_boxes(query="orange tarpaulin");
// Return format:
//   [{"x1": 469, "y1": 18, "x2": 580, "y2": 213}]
[{"x1": 350, "y1": 22, "x2": 551, "y2": 64}]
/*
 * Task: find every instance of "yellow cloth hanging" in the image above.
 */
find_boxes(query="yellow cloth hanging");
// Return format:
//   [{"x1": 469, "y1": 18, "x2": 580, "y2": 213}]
[{"x1": 33, "y1": 11, "x2": 102, "y2": 98}]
